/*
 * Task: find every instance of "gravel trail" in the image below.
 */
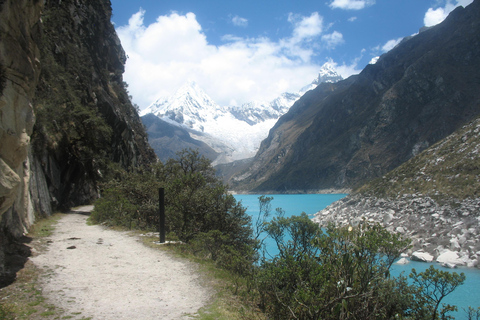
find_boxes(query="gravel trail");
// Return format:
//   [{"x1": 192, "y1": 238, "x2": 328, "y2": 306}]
[{"x1": 31, "y1": 206, "x2": 211, "y2": 320}]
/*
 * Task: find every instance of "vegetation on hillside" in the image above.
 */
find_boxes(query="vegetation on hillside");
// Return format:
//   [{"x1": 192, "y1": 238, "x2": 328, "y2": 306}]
[
  {"x1": 32, "y1": 2, "x2": 114, "y2": 179},
  {"x1": 87, "y1": 148, "x2": 475, "y2": 319},
  {"x1": 357, "y1": 117, "x2": 480, "y2": 201}
]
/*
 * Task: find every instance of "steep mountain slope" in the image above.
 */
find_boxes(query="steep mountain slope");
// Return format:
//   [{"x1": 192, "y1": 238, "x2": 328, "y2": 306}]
[
  {"x1": 1, "y1": 0, "x2": 156, "y2": 286},
  {"x1": 0, "y1": 0, "x2": 43, "y2": 286},
  {"x1": 31, "y1": 0, "x2": 156, "y2": 211},
  {"x1": 232, "y1": 1, "x2": 480, "y2": 192},
  {"x1": 314, "y1": 115, "x2": 480, "y2": 267},
  {"x1": 141, "y1": 113, "x2": 219, "y2": 162}
]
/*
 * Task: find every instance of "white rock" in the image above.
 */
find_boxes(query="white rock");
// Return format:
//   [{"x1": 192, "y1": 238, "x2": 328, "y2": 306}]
[
  {"x1": 411, "y1": 251, "x2": 434, "y2": 262},
  {"x1": 383, "y1": 212, "x2": 394, "y2": 224},
  {"x1": 396, "y1": 258, "x2": 410, "y2": 265},
  {"x1": 436, "y1": 250, "x2": 465, "y2": 267},
  {"x1": 459, "y1": 233, "x2": 468, "y2": 243},
  {"x1": 443, "y1": 262, "x2": 457, "y2": 269},
  {"x1": 396, "y1": 226, "x2": 406, "y2": 234},
  {"x1": 450, "y1": 238, "x2": 461, "y2": 250}
]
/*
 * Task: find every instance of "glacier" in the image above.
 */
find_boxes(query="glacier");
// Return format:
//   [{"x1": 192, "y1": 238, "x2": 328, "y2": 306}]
[{"x1": 140, "y1": 63, "x2": 343, "y2": 165}]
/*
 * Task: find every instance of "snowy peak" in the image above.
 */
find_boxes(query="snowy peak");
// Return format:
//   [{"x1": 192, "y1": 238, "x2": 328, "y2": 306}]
[
  {"x1": 314, "y1": 62, "x2": 343, "y2": 85},
  {"x1": 140, "y1": 64, "x2": 344, "y2": 163},
  {"x1": 140, "y1": 80, "x2": 226, "y2": 132},
  {"x1": 301, "y1": 62, "x2": 343, "y2": 93}
]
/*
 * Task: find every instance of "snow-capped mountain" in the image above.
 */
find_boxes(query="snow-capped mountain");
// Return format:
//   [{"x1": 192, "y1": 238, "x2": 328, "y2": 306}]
[
  {"x1": 231, "y1": 63, "x2": 343, "y2": 126},
  {"x1": 141, "y1": 80, "x2": 275, "y2": 163},
  {"x1": 140, "y1": 80, "x2": 228, "y2": 133},
  {"x1": 301, "y1": 62, "x2": 344, "y2": 92},
  {"x1": 228, "y1": 92, "x2": 300, "y2": 126},
  {"x1": 140, "y1": 63, "x2": 343, "y2": 164}
]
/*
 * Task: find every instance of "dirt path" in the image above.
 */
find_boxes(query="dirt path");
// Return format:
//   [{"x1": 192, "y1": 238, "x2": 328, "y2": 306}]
[{"x1": 31, "y1": 206, "x2": 211, "y2": 320}]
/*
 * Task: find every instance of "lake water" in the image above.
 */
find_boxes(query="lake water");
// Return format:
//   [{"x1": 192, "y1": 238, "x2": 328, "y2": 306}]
[{"x1": 234, "y1": 194, "x2": 480, "y2": 319}]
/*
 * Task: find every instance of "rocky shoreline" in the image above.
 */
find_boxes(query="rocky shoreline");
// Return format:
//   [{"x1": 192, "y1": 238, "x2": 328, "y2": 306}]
[{"x1": 313, "y1": 193, "x2": 480, "y2": 269}]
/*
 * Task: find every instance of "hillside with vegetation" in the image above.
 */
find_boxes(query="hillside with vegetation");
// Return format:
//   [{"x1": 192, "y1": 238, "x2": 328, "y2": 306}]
[
  {"x1": 315, "y1": 116, "x2": 480, "y2": 268},
  {"x1": 83, "y1": 148, "x2": 476, "y2": 319}
]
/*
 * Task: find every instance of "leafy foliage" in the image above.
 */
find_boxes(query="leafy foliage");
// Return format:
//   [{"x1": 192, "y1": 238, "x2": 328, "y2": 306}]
[
  {"x1": 92, "y1": 177, "x2": 472, "y2": 319},
  {"x1": 254, "y1": 200, "x2": 469, "y2": 320},
  {"x1": 410, "y1": 266, "x2": 466, "y2": 319},
  {"x1": 91, "y1": 148, "x2": 253, "y2": 253}
]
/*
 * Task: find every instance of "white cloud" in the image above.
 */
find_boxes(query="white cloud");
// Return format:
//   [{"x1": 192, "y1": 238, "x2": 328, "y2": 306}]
[
  {"x1": 424, "y1": 0, "x2": 473, "y2": 27},
  {"x1": 288, "y1": 12, "x2": 324, "y2": 42},
  {"x1": 348, "y1": 16, "x2": 358, "y2": 22},
  {"x1": 381, "y1": 38, "x2": 402, "y2": 52},
  {"x1": 117, "y1": 10, "x2": 340, "y2": 109},
  {"x1": 329, "y1": 0, "x2": 375, "y2": 10},
  {"x1": 321, "y1": 31, "x2": 345, "y2": 49},
  {"x1": 371, "y1": 37, "x2": 403, "y2": 55},
  {"x1": 231, "y1": 15, "x2": 248, "y2": 27}
]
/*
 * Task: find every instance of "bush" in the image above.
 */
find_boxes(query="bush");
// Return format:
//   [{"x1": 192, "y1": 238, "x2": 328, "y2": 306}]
[
  {"x1": 90, "y1": 189, "x2": 137, "y2": 228},
  {"x1": 256, "y1": 213, "x2": 467, "y2": 320},
  {"x1": 92, "y1": 148, "x2": 254, "y2": 256}
]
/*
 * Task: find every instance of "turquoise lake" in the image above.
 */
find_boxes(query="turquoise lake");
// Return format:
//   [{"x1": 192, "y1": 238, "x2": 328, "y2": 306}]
[{"x1": 234, "y1": 194, "x2": 480, "y2": 319}]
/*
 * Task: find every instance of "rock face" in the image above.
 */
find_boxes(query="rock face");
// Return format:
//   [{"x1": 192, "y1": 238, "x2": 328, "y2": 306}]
[
  {"x1": 31, "y1": 0, "x2": 156, "y2": 211},
  {"x1": 0, "y1": 0, "x2": 156, "y2": 286},
  {"x1": 0, "y1": 0, "x2": 43, "y2": 284},
  {"x1": 232, "y1": 1, "x2": 480, "y2": 192}
]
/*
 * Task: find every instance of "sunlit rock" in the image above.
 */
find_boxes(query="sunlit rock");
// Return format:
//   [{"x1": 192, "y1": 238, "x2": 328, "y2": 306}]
[{"x1": 411, "y1": 250, "x2": 434, "y2": 263}]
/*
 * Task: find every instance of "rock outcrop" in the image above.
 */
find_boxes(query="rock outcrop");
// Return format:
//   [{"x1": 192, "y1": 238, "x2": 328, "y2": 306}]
[
  {"x1": 314, "y1": 193, "x2": 480, "y2": 268},
  {"x1": 1, "y1": 0, "x2": 156, "y2": 286}
]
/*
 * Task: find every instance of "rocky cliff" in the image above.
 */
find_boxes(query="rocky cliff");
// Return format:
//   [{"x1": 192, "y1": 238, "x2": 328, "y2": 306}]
[
  {"x1": 0, "y1": 0, "x2": 43, "y2": 285},
  {"x1": 0, "y1": 0, "x2": 156, "y2": 286},
  {"x1": 231, "y1": 0, "x2": 480, "y2": 193}
]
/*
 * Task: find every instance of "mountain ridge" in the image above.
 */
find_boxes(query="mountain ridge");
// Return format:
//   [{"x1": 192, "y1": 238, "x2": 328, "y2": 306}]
[
  {"x1": 229, "y1": 0, "x2": 480, "y2": 192},
  {"x1": 141, "y1": 63, "x2": 343, "y2": 164}
]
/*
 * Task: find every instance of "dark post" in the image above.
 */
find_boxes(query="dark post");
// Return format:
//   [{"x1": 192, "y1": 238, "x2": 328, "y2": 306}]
[{"x1": 159, "y1": 188, "x2": 165, "y2": 243}]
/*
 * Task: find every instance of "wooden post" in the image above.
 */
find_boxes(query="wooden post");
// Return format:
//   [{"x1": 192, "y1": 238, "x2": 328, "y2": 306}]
[{"x1": 159, "y1": 188, "x2": 165, "y2": 243}]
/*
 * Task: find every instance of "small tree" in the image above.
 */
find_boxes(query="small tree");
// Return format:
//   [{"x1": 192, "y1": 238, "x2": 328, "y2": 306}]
[{"x1": 410, "y1": 265, "x2": 466, "y2": 320}]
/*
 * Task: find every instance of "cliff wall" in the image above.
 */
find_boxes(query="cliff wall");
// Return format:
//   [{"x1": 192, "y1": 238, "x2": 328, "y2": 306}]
[
  {"x1": 0, "y1": 0, "x2": 43, "y2": 284},
  {"x1": 0, "y1": 0, "x2": 156, "y2": 286}
]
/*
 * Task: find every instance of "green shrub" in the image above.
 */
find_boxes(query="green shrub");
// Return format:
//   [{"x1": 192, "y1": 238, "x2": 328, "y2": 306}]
[
  {"x1": 90, "y1": 189, "x2": 137, "y2": 228},
  {"x1": 0, "y1": 302, "x2": 15, "y2": 320},
  {"x1": 256, "y1": 215, "x2": 468, "y2": 320},
  {"x1": 92, "y1": 149, "x2": 253, "y2": 251}
]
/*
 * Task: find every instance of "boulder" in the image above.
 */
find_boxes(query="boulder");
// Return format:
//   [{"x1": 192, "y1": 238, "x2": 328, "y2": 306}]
[
  {"x1": 436, "y1": 250, "x2": 465, "y2": 267},
  {"x1": 411, "y1": 250, "x2": 434, "y2": 262},
  {"x1": 396, "y1": 257, "x2": 410, "y2": 265}
]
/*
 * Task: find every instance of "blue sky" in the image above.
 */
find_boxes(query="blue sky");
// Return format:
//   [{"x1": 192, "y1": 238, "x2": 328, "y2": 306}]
[{"x1": 110, "y1": 0, "x2": 473, "y2": 110}]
